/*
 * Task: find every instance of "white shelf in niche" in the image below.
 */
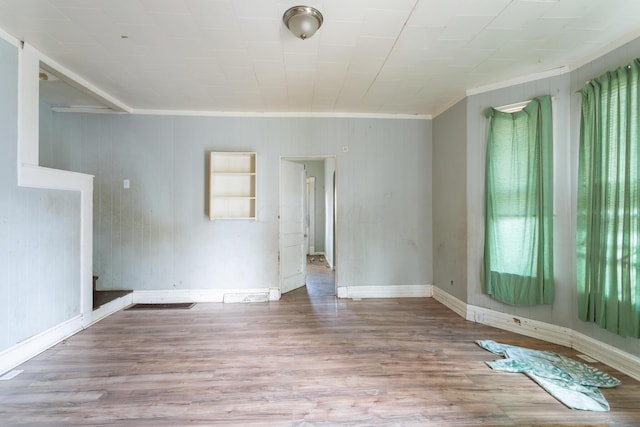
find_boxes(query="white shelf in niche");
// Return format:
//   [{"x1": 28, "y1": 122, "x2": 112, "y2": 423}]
[{"x1": 209, "y1": 151, "x2": 257, "y2": 220}]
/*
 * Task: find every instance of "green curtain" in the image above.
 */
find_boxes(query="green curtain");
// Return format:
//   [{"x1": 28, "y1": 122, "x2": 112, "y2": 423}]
[
  {"x1": 483, "y1": 95, "x2": 554, "y2": 305},
  {"x1": 577, "y1": 59, "x2": 640, "y2": 338}
]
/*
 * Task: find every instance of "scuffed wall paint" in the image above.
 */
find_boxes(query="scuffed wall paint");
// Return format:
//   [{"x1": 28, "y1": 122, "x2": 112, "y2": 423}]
[
  {"x1": 0, "y1": 38, "x2": 81, "y2": 353},
  {"x1": 40, "y1": 115, "x2": 433, "y2": 293}
]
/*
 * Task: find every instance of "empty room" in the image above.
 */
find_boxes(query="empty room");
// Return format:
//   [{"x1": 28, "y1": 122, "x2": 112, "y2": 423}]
[{"x1": 1, "y1": 0, "x2": 640, "y2": 425}]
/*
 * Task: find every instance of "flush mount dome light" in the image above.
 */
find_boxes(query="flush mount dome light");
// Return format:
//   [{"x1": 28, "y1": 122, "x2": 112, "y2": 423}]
[{"x1": 283, "y1": 6, "x2": 323, "y2": 40}]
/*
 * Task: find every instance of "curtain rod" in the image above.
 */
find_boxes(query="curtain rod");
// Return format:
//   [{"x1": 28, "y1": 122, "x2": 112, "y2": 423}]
[
  {"x1": 494, "y1": 100, "x2": 531, "y2": 113},
  {"x1": 495, "y1": 96, "x2": 557, "y2": 113}
]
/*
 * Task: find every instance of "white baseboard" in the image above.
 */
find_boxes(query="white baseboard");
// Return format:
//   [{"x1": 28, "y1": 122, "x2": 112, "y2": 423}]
[
  {"x1": 0, "y1": 315, "x2": 84, "y2": 376},
  {"x1": 5, "y1": 284, "x2": 638, "y2": 383},
  {"x1": 571, "y1": 331, "x2": 640, "y2": 382},
  {"x1": 432, "y1": 286, "x2": 640, "y2": 382},
  {"x1": 132, "y1": 288, "x2": 281, "y2": 304},
  {"x1": 0, "y1": 287, "x2": 281, "y2": 376},
  {"x1": 467, "y1": 305, "x2": 572, "y2": 348},
  {"x1": 89, "y1": 293, "x2": 134, "y2": 325},
  {"x1": 337, "y1": 284, "x2": 433, "y2": 299},
  {"x1": 432, "y1": 286, "x2": 468, "y2": 319},
  {"x1": 223, "y1": 292, "x2": 268, "y2": 303},
  {"x1": 0, "y1": 290, "x2": 136, "y2": 376}
]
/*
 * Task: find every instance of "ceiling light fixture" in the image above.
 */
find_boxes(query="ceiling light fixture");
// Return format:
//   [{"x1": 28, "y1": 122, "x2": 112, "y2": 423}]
[
  {"x1": 283, "y1": 6, "x2": 323, "y2": 40},
  {"x1": 38, "y1": 69, "x2": 59, "y2": 82}
]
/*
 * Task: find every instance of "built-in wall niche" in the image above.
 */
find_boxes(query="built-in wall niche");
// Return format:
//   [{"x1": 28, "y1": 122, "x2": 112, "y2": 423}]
[{"x1": 208, "y1": 152, "x2": 257, "y2": 220}]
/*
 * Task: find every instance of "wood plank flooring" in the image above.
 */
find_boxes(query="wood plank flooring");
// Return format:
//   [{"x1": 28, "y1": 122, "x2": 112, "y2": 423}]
[{"x1": 1, "y1": 291, "x2": 639, "y2": 426}]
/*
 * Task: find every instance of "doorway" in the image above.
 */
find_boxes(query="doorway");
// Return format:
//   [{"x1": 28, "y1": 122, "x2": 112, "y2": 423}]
[
  {"x1": 305, "y1": 254, "x2": 335, "y2": 297},
  {"x1": 279, "y1": 156, "x2": 336, "y2": 298}
]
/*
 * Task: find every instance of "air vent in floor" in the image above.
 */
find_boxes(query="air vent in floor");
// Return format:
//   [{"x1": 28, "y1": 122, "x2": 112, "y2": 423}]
[{"x1": 126, "y1": 303, "x2": 195, "y2": 310}]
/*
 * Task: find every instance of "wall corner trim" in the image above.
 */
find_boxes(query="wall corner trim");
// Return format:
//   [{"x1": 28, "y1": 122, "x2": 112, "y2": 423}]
[{"x1": 432, "y1": 287, "x2": 640, "y2": 382}]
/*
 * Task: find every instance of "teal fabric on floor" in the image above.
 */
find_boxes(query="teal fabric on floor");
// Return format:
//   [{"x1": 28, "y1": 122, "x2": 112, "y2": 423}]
[{"x1": 477, "y1": 340, "x2": 620, "y2": 411}]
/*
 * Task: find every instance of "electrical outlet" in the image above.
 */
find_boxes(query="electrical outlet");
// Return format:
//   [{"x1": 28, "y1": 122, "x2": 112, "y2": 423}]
[{"x1": 123, "y1": 179, "x2": 130, "y2": 189}]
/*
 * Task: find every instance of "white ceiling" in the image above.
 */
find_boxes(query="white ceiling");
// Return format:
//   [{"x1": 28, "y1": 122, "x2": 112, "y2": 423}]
[{"x1": 2, "y1": 0, "x2": 640, "y2": 116}]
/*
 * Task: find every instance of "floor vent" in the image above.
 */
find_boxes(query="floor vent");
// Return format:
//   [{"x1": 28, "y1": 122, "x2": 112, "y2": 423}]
[{"x1": 126, "y1": 303, "x2": 195, "y2": 310}]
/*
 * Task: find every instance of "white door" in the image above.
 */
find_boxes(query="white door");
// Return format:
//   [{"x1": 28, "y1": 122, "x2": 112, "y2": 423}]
[{"x1": 280, "y1": 160, "x2": 307, "y2": 294}]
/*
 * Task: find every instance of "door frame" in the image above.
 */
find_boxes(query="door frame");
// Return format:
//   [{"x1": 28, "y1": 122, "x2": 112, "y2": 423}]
[
  {"x1": 279, "y1": 155, "x2": 337, "y2": 296},
  {"x1": 306, "y1": 176, "x2": 315, "y2": 255}
]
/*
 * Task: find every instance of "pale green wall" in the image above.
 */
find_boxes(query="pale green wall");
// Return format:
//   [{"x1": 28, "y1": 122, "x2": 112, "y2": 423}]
[
  {"x1": 432, "y1": 98, "x2": 467, "y2": 302},
  {"x1": 0, "y1": 38, "x2": 81, "y2": 353},
  {"x1": 40, "y1": 115, "x2": 433, "y2": 292}
]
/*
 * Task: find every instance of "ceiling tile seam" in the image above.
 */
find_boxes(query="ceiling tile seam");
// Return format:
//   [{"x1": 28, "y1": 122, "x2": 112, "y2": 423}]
[
  {"x1": 243, "y1": 15, "x2": 277, "y2": 111},
  {"x1": 359, "y1": 0, "x2": 420, "y2": 109},
  {"x1": 462, "y1": 0, "x2": 515, "y2": 50},
  {"x1": 21, "y1": 1, "x2": 640, "y2": 118},
  {"x1": 565, "y1": 25, "x2": 640, "y2": 74},
  {"x1": 327, "y1": 31, "x2": 357, "y2": 110},
  {"x1": 460, "y1": 2, "x2": 532, "y2": 81}
]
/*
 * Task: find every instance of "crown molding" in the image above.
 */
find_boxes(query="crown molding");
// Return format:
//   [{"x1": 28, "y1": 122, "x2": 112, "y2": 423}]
[
  {"x1": 466, "y1": 66, "x2": 570, "y2": 97},
  {"x1": 130, "y1": 108, "x2": 431, "y2": 120}
]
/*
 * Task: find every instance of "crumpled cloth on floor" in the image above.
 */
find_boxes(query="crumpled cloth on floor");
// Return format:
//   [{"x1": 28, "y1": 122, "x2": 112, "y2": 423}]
[{"x1": 476, "y1": 340, "x2": 620, "y2": 411}]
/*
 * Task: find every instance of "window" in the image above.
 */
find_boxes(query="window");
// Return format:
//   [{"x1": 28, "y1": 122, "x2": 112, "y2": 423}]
[
  {"x1": 483, "y1": 95, "x2": 554, "y2": 305},
  {"x1": 577, "y1": 59, "x2": 640, "y2": 338}
]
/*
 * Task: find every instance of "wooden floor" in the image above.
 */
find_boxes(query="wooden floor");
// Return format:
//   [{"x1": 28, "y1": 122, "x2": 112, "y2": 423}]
[{"x1": 1, "y1": 270, "x2": 639, "y2": 425}]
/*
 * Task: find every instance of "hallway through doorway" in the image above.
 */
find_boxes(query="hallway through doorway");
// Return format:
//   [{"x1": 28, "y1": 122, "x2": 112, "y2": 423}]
[
  {"x1": 282, "y1": 255, "x2": 335, "y2": 302},
  {"x1": 305, "y1": 255, "x2": 335, "y2": 297}
]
